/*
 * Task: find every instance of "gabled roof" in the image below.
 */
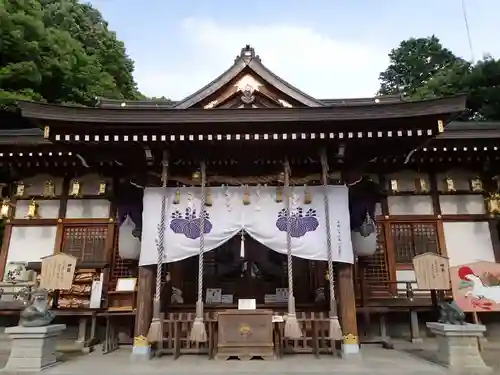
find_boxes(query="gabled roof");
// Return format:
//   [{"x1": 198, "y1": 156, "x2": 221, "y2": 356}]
[
  {"x1": 17, "y1": 95, "x2": 466, "y2": 124},
  {"x1": 94, "y1": 45, "x2": 408, "y2": 110},
  {"x1": 172, "y1": 45, "x2": 326, "y2": 109}
]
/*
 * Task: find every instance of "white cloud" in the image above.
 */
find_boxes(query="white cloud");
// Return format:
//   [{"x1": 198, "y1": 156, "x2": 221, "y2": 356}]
[{"x1": 135, "y1": 18, "x2": 390, "y2": 100}]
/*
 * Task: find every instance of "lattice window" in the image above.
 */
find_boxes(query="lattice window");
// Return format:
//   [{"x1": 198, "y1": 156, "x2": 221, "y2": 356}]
[
  {"x1": 391, "y1": 222, "x2": 439, "y2": 263},
  {"x1": 363, "y1": 223, "x2": 390, "y2": 283},
  {"x1": 109, "y1": 248, "x2": 136, "y2": 289},
  {"x1": 61, "y1": 225, "x2": 108, "y2": 262}
]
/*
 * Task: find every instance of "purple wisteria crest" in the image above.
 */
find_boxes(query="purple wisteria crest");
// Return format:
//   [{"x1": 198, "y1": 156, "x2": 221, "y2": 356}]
[
  {"x1": 170, "y1": 207, "x2": 213, "y2": 240},
  {"x1": 276, "y1": 207, "x2": 319, "y2": 238}
]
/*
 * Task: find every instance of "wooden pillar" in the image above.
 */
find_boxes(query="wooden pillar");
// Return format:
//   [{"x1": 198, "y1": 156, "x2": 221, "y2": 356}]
[
  {"x1": 482, "y1": 174, "x2": 500, "y2": 262},
  {"x1": 337, "y1": 262, "x2": 359, "y2": 356},
  {"x1": 132, "y1": 265, "x2": 154, "y2": 358}
]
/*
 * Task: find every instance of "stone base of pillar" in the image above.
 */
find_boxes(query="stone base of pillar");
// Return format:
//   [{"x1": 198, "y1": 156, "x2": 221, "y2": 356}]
[
  {"x1": 341, "y1": 334, "x2": 361, "y2": 358},
  {"x1": 130, "y1": 335, "x2": 152, "y2": 361},
  {"x1": 426, "y1": 322, "x2": 492, "y2": 375},
  {"x1": 341, "y1": 343, "x2": 360, "y2": 358},
  {"x1": 3, "y1": 324, "x2": 66, "y2": 372}
]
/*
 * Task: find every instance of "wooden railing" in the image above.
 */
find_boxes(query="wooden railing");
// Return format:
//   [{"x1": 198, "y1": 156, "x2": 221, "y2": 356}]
[{"x1": 156, "y1": 311, "x2": 334, "y2": 358}]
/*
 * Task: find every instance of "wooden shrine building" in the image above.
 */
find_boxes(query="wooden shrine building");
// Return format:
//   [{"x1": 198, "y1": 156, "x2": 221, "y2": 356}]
[{"x1": 3, "y1": 45, "x2": 499, "y2": 358}]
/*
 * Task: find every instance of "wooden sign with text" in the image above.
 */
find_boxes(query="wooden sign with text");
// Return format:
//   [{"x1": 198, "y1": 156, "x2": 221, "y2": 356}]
[
  {"x1": 412, "y1": 253, "x2": 450, "y2": 290},
  {"x1": 40, "y1": 253, "x2": 77, "y2": 291}
]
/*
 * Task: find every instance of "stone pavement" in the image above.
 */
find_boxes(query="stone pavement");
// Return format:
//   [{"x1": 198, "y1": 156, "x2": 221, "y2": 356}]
[{"x1": 34, "y1": 346, "x2": 453, "y2": 375}]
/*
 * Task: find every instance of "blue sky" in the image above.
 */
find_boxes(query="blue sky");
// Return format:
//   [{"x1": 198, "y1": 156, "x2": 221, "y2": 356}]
[{"x1": 89, "y1": 0, "x2": 498, "y2": 100}]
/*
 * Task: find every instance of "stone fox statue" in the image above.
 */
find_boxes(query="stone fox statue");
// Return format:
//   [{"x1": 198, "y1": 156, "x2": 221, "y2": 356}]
[{"x1": 19, "y1": 289, "x2": 55, "y2": 327}]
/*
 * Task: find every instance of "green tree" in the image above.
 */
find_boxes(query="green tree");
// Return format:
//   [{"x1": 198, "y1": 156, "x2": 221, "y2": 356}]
[
  {"x1": 0, "y1": 0, "x2": 140, "y2": 110},
  {"x1": 378, "y1": 36, "x2": 467, "y2": 97}
]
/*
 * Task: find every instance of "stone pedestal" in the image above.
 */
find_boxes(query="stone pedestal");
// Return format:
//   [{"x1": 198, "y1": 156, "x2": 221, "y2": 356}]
[
  {"x1": 426, "y1": 322, "x2": 492, "y2": 375},
  {"x1": 3, "y1": 324, "x2": 66, "y2": 372}
]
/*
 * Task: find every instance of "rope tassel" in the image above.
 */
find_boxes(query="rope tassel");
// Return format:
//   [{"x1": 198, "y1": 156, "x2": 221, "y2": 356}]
[
  {"x1": 189, "y1": 161, "x2": 208, "y2": 343},
  {"x1": 147, "y1": 151, "x2": 169, "y2": 344},
  {"x1": 283, "y1": 159, "x2": 302, "y2": 339},
  {"x1": 320, "y1": 148, "x2": 343, "y2": 341}
]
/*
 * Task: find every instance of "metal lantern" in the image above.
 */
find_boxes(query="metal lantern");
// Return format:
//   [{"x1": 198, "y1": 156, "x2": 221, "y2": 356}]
[
  {"x1": 486, "y1": 193, "x2": 500, "y2": 217},
  {"x1": 390, "y1": 179, "x2": 399, "y2": 194},
  {"x1": 15, "y1": 182, "x2": 25, "y2": 198},
  {"x1": 69, "y1": 180, "x2": 82, "y2": 197},
  {"x1": 414, "y1": 178, "x2": 428, "y2": 194},
  {"x1": 445, "y1": 177, "x2": 456, "y2": 193},
  {"x1": 0, "y1": 199, "x2": 13, "y2": 219},
  {"x1": 26, "y1": 199, "x2": 39, "y2": 219},
  {"x1": 470, "y1": 177, "x2": 483, "y2": 193},
  {"x1": 351, "y1": 231, "x2": 378, "y2": 257},
  {"x1": 43, "y1": 180, "x2": 56, "y2": 198},
  {"x1": 98, "y1": 181, "x2": 107, "y2": 195}
]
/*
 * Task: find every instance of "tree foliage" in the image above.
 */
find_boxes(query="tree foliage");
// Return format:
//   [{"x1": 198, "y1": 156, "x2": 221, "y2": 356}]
[
  {"x1": 378, "y1": 36, "x2": 467, "y2": 97},
  {"x1": 0, "y1": 0, "x2": 140, "y2": 110},
  {"x1": 379, "y1": 35, "x2": 500, "y2": 121}
]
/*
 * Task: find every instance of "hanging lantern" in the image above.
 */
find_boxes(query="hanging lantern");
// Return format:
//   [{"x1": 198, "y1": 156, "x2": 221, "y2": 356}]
[
  {"x1": 390, "y1": 179, "x2": 399, "y2": 194},
  {"x1": 445, "y1": 177, "x2": 456, "y2": 193},
  {"x1": 275, "y1": 186, "x2": 283, "y2": 203},
  {"x1": 98, "y1": 181, "x2": 107, "y2": 195},
  {"x1": 15, "y1": 182, "x2": 25, "y2": 198},
  {"x1": 43, "y1": 180, "x2": 56, "y2": 198},
  {"x1": 205, "y1": 186, "x2": 213, "y2": 206},
  {"x1": 26, "y1": 199, "x2": 39, "y2": 219},
  {"x1": 351, "y1": 231, "x2": 378, "y2": 257},
  {"x1": 118, "y1": 215, "x2": 141, "y2": 259},
  {"x1": 0, "y1": 199, "x2": 13, "y2": 219},
  {"x1": 69, "y1": 180, "x2": 82, "y2": 197},
  {"x1": 242, "y1": 185, "x2": 250, "y2": 205},
  {"x1": 485, "y1": 193, "x2": 500, "y2": 217},
  {"x1": 470, "y1": 177, "x2": 483, "y2": 193},
  {"x1": 192, "y1": 170, "x2": 201, "y2": 182},
  {"x1": 173, "y1": 187, "x2": 181, "y2": 204},
  {"x1": 303, "y1": 184, "x2": 312, "y2": 204},
  {"x1": 414, "y1": 178, "x2": 428, "y2": 194}
]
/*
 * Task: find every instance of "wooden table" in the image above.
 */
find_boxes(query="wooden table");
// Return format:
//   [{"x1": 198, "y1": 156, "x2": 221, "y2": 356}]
[
  {"x1": 97, "y1": 310, "x2": 136, "y2": 354},
  {"x1": 54, "y1": 309, "x2": 102, "y2": 352}
]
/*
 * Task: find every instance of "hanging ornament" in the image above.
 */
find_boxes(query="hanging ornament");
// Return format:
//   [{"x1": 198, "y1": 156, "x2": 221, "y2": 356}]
[
  {"x1": 359, "y1": 212, "x2": 376, "y2": 237},
  {"x1": 240, "y1": 230, "x2": 246, "y2": 258},
  {"x1": 414, "y1": 178, "x2": 428, "y2": 194},
  {"x1": 255, "y1": 184, "x2": 261, "y2": 211},
  {"x1": 275, "y1": 186, "x2": 283, "y2": 203},
  {"x1": 0, "y1": 199, "x2": 13, "y2": 219},
  {"x1": 15, "y1": 182, "x2": 25, "y2": 198},
  {"x1": 42, "y1": 180, "x2": 56, "y2": 198},
  {"x1": 205, "y1": 186, "x2": 213, "y2": 206},
  {"x1": 223, "y1": 184, "x2": 232, "y2": 212},
  {"x1": 304, "y1": 184, "x2": 312, "y2": 204},
  {"x1": 173, "y1": 186, "x2": 181, "y2": 205},
  {"x1": 242, "y1": 185, "x2": 250, "y2": 205},
  {"x1": 445, "y1": 177, "x2": 456, "y2": 193},
  {"x1": 470, "y1": 177, "x2": 483, "y2": 193},
  {"x1": 69, "y1": 180, "x2": 82, "y2": 197},
  {"x1": 98, "y1": 181, "x2": 107, "y2": 195},
  {"x1": 26, "y1": 198, "x2": 39, "y2": 219}
]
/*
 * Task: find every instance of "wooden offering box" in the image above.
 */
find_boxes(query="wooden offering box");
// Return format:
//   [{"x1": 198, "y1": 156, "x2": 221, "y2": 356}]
[{"x1": 216, "y1": 309, "x2": 274, "y2": 360}]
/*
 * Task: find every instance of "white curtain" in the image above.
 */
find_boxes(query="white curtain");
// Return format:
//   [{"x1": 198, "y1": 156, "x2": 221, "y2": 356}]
[{"x1": 139, "y1": 185, "x2": 353, "y2": 265}]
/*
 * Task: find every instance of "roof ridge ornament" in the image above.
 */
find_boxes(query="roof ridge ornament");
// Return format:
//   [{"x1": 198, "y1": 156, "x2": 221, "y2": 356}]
[{"x1": 235, "y1": 45, "x2": 260, "y2": 63}]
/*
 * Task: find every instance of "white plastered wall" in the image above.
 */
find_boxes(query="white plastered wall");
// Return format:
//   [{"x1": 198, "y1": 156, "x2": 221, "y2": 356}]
[{"x1": 66, "y1": 174, "x2": 110, "y2": 218}]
